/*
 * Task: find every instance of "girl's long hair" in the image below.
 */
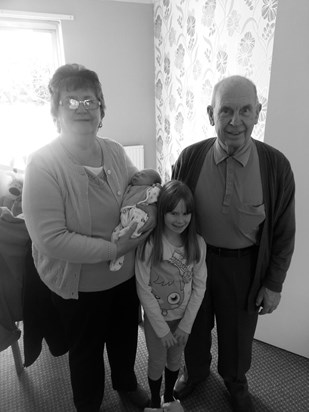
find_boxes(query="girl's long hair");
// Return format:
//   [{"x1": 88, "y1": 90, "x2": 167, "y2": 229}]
[{"x1": 146, "y1": 180, "x2": 200, "y2": 265}]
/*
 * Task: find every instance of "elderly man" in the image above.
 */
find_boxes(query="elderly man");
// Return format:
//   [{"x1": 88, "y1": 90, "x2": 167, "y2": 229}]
[{"x1": 172, "y1": 75, "x2": 295, "y2": 412}]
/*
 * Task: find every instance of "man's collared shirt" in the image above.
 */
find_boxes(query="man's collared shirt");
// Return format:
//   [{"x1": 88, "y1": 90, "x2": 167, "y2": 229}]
[{"x1": 195, "y1": 138, "x2": 265, "y2": 249}]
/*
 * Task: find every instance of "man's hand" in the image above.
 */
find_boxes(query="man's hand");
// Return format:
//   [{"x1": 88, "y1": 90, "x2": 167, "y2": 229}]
[{"x1": 256, "y1": 286, "x2": 281, "y2": 315}]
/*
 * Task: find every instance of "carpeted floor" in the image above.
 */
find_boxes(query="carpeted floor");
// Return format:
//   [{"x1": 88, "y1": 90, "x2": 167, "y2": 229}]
[{"x1": 0, "y1": 323, "x2": 308, "y2": 412}]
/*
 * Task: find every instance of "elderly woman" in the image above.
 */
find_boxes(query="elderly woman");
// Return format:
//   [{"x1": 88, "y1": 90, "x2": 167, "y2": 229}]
[{"x1": 22, "y1": 63, "x2": 153, "y2": 412}]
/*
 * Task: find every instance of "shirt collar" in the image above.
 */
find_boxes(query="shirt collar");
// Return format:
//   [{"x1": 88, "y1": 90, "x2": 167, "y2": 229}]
[{"x1": 214, "y1": 137, "x2": 253, "y2": 167}]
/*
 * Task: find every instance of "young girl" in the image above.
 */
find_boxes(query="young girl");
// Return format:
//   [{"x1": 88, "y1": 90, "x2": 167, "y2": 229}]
[{"x1": 135, "y1": 180, "x2": 207, "y2": 412}]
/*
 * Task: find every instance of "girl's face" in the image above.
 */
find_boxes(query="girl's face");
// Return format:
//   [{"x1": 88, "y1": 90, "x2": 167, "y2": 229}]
[{"x1": 164, "y1": 199, "x2": 192, "y2": 238}]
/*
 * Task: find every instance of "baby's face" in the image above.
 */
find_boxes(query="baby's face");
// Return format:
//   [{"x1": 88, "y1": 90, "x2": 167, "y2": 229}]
[{"x1": 131, "y1": 169, "x2": 161, "y2": 186}]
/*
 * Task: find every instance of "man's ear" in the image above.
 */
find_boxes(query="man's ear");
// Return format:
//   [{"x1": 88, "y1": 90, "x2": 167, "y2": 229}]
[
  {"x1": 207, "y1": 105, "x2": 215, "y2": 126},
  {"x1": 254, "y1": 103, "x2": 262, "y2": 124}
]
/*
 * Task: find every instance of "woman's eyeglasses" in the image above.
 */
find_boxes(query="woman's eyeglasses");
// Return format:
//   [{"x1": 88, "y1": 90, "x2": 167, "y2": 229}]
[{"x1": 59, "y1": 98, "x2": 101, "y2": 111}]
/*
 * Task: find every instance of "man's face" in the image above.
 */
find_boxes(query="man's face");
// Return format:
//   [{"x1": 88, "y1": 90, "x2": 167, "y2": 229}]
[{"x1": 207, "y1": 79, "x2": 261, "y2": 154}]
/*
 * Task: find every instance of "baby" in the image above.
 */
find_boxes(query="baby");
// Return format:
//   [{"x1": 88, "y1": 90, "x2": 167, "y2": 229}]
[{"x1": 110, "y1": 168, "x2": 162, "y2": 271}]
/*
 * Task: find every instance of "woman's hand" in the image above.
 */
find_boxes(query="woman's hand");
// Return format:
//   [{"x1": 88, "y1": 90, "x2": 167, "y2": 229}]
[
  {"x1": 160, "y1": 331, "x2": 177, "y2": 349},
  {"x1": 135, "y1": 203, "x2": 157, "y2": 234},
  {"x1": 115, "y1": 222, "x2": 152, "y2": 258},
  {"x1": 174, "y1": 327, "x2": 189, "y2": 346}
]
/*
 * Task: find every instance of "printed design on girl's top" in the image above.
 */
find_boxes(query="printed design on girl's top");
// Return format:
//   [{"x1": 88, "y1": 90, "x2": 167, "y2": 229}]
[
  {"x1": 169, "y1": 250, "x2": 193, "y2": 284},
  {"x1": 150, "y1": 250, "x2": 193, "y2": 316}
]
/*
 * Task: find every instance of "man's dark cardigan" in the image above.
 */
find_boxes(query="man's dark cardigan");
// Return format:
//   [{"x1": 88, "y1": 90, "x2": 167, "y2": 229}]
[{"x1": 172, "y1": 138, "x2": 295, "y2": 312}]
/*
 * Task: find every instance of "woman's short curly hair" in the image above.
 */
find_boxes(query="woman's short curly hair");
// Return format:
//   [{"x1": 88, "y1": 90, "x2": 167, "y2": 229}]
[{"x1": 48, "y1": 63, "x2": 106, "y2": 120}]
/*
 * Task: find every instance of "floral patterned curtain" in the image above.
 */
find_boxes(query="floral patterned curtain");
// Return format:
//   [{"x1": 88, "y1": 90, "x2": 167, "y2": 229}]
[{"x1": 154, "y1": 0, "x2": 278, "y2": 182}]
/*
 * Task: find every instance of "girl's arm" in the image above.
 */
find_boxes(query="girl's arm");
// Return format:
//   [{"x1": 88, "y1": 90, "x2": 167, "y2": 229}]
[
  {"x1": 177, "y1": 236, "x2": 207, "y2": 334},
  {"x1": 135, "y1": 242, "x2": 170, "y2": 338}
]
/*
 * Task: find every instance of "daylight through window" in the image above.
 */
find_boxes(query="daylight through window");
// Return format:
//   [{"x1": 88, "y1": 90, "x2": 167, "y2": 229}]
[{"x1": 0, "y1": 16, "x2": 65, "y2": 170}]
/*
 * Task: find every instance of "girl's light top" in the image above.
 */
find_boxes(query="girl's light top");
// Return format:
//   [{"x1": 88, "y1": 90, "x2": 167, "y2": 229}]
[{"x1": 135, "y1": 234, "x2": 207, "y2": 338}]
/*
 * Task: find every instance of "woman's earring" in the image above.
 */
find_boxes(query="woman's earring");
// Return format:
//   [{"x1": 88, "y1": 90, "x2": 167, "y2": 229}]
[{"x1": 98, "y1": 121, "x2": 102, "y2": 128}]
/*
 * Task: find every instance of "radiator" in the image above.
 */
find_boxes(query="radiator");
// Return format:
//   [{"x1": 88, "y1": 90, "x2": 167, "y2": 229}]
[{"x1": 124, "y1": 145, "x2": 144, "y2": 170}]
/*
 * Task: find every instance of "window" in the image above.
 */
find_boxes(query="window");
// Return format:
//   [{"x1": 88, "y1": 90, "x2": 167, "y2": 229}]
[{"x1": 0, "y1": 11, "x2": 69, "y2": 170}]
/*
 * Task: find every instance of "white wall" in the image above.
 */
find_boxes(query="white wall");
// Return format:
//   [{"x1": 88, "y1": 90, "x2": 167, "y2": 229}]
[
  {"x1": 255, "y1": 0, "x2": 309, "y2": 358},
  {"x1": 1, "y1": 0, "x2": 156, "y2": 168}
]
